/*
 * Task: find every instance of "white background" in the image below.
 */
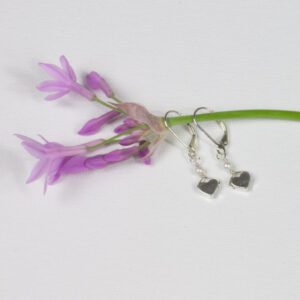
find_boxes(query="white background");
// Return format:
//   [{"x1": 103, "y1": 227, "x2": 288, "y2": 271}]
[{"x1": 1, "y1": 0, "x2": 300, "y2": 299}]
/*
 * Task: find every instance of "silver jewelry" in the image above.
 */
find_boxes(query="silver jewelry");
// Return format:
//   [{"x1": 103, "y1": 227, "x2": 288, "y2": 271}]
[
  {"x1": 193, "y1": 107, "x2": 251, "y2": 190},
  {"x1": 164, "y1": 110, "x2": 220, "y2": 197}
]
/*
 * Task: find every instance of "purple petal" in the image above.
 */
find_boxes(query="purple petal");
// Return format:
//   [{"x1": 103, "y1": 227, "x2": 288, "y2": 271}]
[
  {"x1": 45, "y1": 90, "x2": 70, "y2": 100},
  {"x1": 46, "y1": 158, "x2": 66, "y2": 185},
  {"x1": 114, "y1": 124, "x2": 131, "y2": 134},
  {"x1": 104, "y1": 146, "x2": 138, "y2": 162},
  {"x1": 85, "y1": 155, "x2": 109, "y2": 169},
  {"x1": 71, "y1": 83, "x2": 94, "y2": 100},
  {"x1": 114, "y1": 118, "x2": 139, "y2": 134},
  {"x1": 26, "y1": 159, "x2": 48, "y2": 184},
  {"x1": 39, "y1": 63, "x2": 68, "y2": 81},
  {"x1": 119, "y1": 133, "x2": 141, "y2": 146},
  {"x1": 45, "y1": 144, "x2": 86, "y2": 159},
  {"x1": 78, "y1": 111, "x2": 121, "y2": 136},
  {"x1": 60, "y1": 156, "x2": 88, "y2": 174},
  {"x1": 21, "y1": 142, "x2": 44, "y2": 158},
  {"x1": 16, "y1": 134, "x2": 45, "y2": 158},
  {"x1": 124, "y1": 118, "x2": 138, "y2": 127},
  {"x1": 43, "y1": 142, "x2": 63, "y2": 149},
  {"x1": 38, "y1": 58, "x2": 94, "y2": 101},
  {"x1": 85, "y1": 72, "x2": 101, "y2": 89},
  {"x1": 16, "y1": 134, "x2": 42, "y2": 144},
  {"x1": 85, "y1": 71, "x2": 113, "y2": 97},
  {"x1": 37, "y1": 80, "x2": 69, "y2": 92},
  {"x1": 60, "y1": 55, "x2": 77, "y2": 81}
]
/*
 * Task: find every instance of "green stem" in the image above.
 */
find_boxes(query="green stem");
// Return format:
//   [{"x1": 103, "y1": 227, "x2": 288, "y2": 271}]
[
  {"x1": 166, "y1": 109, "x2": 300, "y2": 127},
  {"x1": 111, "y1": 95, "x2": 122, "y2": 103},
  {"x1": 93, "y1": 95, "x2": 120, "y2": 111},
  {"x1": 87, "y1": 124, "x2": 147, "y2": 151}
]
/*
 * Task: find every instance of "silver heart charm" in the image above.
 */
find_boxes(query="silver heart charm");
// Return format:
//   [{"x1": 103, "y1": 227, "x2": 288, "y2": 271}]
[
  {"x1": 197, "y1": 177, "x2": 220, "y2": 197},
  {"x1": 229, "y1": 171, "x2": 251, "y2": 190}
]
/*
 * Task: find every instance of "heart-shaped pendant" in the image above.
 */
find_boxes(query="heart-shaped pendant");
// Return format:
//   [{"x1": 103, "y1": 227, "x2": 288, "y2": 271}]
[
  {"x1": 197, "y1": 177, "x2": 220, "y2": 196},
  {"x1": 229, "y1": 171, "x2": 251, "y2": 190}
]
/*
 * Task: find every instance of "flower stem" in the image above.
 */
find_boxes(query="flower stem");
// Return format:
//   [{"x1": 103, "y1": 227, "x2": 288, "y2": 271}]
[
  {"x1": 165, "y1": 109, "x2": 300, "y2": 127},
  {"x1": 87, "y1": 124, "x2": 147, "y2": 151},
  {"x1": 111, "y1": 95, "x2": 122, "y2": 103},
  {"x1": 92, "y1": 95, "x2": 121, "y2": 111}
]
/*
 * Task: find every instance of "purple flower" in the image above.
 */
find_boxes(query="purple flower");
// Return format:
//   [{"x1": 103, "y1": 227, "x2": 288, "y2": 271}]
[
  {"x1": 103, "y1": 146, "x2": 139, "y2": 162},
  {"x1": 59, "y1": 156, "x2": 89, "y2": 174},
  {"x1": 59, "y1": 146, "x2": 139, "y2": 173},
  {"x1": 114, "y1": 118, "x2": 139, "y2": 134},
  {"x1": 84, "y1": 155, "x2": 109, "y2": 169},
  {"x1": 119, "y1": 132, "x2": 141, "y2": 146},
  {"x1": 85, "y1": 71, "x2": 113, "y2": 98},
  {"x1": 83, "y1": 146, "x2": 138, "y2": 169},
  {"x1": 17, "y1": 132, "x2": 144, "y2": 192},
  {"x1": 16, "y1": 134, "x2": 88, "y2": 193},
  {"x1": 78, "y1": 110, "x2": 121, "y2": 136},
  {"x1": 37, "y1": 55, "x2": 94, "y2": 100}
]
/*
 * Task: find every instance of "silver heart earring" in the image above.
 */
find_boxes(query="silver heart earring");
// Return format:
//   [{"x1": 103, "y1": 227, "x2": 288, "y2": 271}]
[
  {"x1": 193, "y1": 107, "x2": 252, "y2": 190},
  {"x1": 164, "y1": 110, "x2": 220, "y2": 197}
]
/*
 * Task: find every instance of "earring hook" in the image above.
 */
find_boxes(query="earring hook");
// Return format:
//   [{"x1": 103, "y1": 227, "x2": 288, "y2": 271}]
[
  {"x1": 164, "y1": 110, "x2": 197, "y2": 150},
  {"x1": 193, "y1": 107, "x2": 228, "y2": 149}
]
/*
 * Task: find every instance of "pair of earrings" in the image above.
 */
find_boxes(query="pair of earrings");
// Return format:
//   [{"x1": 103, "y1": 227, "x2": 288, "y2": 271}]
[{"x1": 164, "y1": 107, "x2": 251, "y2": 197}]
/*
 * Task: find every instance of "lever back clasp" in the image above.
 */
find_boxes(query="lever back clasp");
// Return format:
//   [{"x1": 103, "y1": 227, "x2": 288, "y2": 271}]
[
  {"x1": 193, "y1": 107, "x2": 228, "y2": 157},
  {"x1": 165, "y1": 109, "x2": 221, "y2": 196},
  {"x1": 164, "y1": 110, "x2": 198, "y2": 151}
]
